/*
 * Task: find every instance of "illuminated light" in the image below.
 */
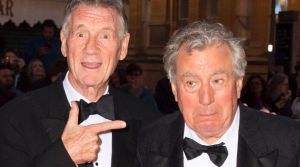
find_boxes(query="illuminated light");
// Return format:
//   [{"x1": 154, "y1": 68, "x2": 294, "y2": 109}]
[{"x1": 268, "y1": 44, "x2": 273, "y2": 52}]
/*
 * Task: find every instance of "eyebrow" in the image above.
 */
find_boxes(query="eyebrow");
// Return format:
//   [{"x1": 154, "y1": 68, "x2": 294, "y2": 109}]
[
  {"x1": 181, "y1": 69, "x2": 228, "y2": 77},
  {"x1": 212, "y1": 69, "x2": 228, "y2": 76},
  {"x1": 101, "y1": 27, "x2": 115, "y2": 32},
  {"x1": 72, "y1": 24, "x2": 115, "y2": 34},
  {"x1": 74, "y1": 24, "x2": 85, "y2": 30},
  {"x1": 181, "y1": 72, "x2": 196, "y2": 78},
  {"x1": 70, "y1": 24, "x2": 86, "y2": 34}
]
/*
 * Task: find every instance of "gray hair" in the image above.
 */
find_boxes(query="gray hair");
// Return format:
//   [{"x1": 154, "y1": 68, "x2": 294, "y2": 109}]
[
  {"x1": 61, "y1": 0, "x2": 128, "y2": 38},
  {"x1": 163, "y1": 21, "x2": 247, "y2": 82}
]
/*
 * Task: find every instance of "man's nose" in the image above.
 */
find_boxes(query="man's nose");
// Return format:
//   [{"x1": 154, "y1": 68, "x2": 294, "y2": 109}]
[
  {"x1": 198, "y1": 84, "x2": 214, "y2": 105},
  {"x1": 85, "y1": 37, "x2": 98, "y2": 54}
]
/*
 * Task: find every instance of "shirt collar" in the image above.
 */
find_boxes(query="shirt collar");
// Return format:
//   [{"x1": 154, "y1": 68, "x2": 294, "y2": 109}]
[{"x1": 63, "y1": 71, "x2": 109, "y2": 105}]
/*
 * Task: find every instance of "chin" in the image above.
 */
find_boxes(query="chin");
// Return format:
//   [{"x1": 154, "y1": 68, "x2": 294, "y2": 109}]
[
  {"x1": 81, "y1": 75, "x2": 100, "y2": 82},
  {"x1": 194, "y1": 125, "x2": 221, "y2": 138},
  {"x1": 193, "y1": 121, "x2": 221, "y2": 134},
  {"x1": 79, "y1": 78, "x2": 99, "y2": 87}
]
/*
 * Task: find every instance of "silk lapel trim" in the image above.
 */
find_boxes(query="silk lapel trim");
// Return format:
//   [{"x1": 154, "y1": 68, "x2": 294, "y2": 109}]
[
  {"x1": 145, "y1": 112, "x2": 184, "y2": 167},
  {"x1": 41, "y1": 82, "x2": 70, "y2": 142},
  {"x1": 238, "y1": 105, "x2": 278, "y2": 167},
  {"x1": 237, "y1": 135, "x2": 278, "y2": 167},
  {"x1": 41, "y1": 119, "x2": 65, "y2": 142}
]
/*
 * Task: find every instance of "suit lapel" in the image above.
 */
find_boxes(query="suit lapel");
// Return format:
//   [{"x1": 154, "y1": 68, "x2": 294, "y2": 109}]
[
  {"x1": 41, "y1": 118, "x2": 66, "y2": 142},
  {"x1": 237, "y1": 135, "x2": 278, "y2": 167},
  {"x1": 109, "y1": 87, "x2": 141, "y2": 167},
  {"x1": 111, "y1": 120, "x2": 140, "y2": 167},
  {"x1": 145, "y1": 112, "x2": 184, "y2": 167},
  {"x1": 40, "y1": 82, "x2": 70, "y2": 142},
  {"x1": 145, "y1": 139, "x2": 184, "y2": 167},
  {"x1": 237, "y1": 105, "x2": 278, "y2": 167}
]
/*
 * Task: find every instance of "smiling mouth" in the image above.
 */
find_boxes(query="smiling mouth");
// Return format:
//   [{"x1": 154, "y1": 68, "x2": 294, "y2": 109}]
[{"x1": 81, "y1": 62, "x2": 102, "y2": 69}]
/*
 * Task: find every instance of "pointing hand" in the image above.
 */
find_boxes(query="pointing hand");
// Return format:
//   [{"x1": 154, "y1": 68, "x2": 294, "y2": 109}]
[{"x1": 62, "y1": 102, "x2": 126, "y2": 164}]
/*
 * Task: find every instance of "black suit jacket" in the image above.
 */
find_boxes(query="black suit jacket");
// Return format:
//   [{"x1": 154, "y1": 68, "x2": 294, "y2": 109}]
[
  {"x1": 136, "y1": 104, "x2": 300, "y2": 167},
  {"x1": 0, "y1": 81, "x2": 160, "y2": 167}
]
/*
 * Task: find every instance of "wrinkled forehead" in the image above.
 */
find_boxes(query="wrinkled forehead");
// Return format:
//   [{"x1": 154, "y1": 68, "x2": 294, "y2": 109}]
[
  {"x1": 70, "y1": 4, "x2": 121, "y2": 28},
  {"x1": 177, "y1": 43, "x2": 234, "y2": 74},
  {"x1": 178, "y1": 42, "x2": 232, "y2": 60},
  {"x1": 74, "y1": 4, "x2": 116, "y2": 17}
]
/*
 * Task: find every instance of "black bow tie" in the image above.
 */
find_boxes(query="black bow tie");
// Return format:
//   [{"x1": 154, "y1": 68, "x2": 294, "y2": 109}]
[
  {"x1": 183, "y1": 137, "x2": 228, "y2": 167},
  {"x1": 77, "y1": 94, "x2": 114, "y2": 124}
]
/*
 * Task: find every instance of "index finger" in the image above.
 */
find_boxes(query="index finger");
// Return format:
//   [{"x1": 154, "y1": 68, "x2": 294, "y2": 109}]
[{"x1": 88, "y1": 120, "x2": 126, "y2": 134}]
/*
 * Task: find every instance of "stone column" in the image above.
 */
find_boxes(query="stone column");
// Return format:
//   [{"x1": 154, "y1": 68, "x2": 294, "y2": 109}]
[{"x1": 235, "y1": 0, "x2": 251, "y2": 42}]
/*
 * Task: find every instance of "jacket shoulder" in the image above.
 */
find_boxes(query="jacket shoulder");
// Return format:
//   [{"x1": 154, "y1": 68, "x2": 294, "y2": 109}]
[
  {"x1": 139, "y1": 111, "x2": 183, "y2": 143},
  {"x1": 110, "y1": 87, "x2": 161, "y2": 123},
  {"x1": 0, "y1": 82, "x2": 67, "y2": 119}
]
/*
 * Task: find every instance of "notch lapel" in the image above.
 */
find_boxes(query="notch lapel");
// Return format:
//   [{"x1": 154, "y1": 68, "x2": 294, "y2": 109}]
[
  {"x1": 40, "y1": 82, "x2": 70, "y2": 142},
  {"x1": 110, "y1": 87, "x2": 141, "y2": 167},
  {"x1": 137, "y1": 112, "x2": 185, "y2": 167},
  {"x1": 144, "y1": 138, "x2": 184, "y2": 167},
  {"x1": 237, "y1": 136, "x2": 278, "y2": 167},
  {"x1": 237, "y1": 105, "x2": 278, "y2": 167},
  {"x1": 111, "y1": 120, "x2": 140, "y2": 167}
]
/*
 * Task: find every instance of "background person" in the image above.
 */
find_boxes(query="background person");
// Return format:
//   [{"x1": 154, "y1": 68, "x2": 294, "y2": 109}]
[
  {"x1": 17, "y1": 59, "x2": 51, "y2": 92},
  {"x1": 289, "y1": 61, "x2": 300, "y2": 101},
  {"x1": 240, "y1": 74, "x2": 272, "y2": 114},
  {"x1": 25, "y1": 19, "x2": 63, "y2": 74},
  {"x1": 0, "y1": 64, "x2": 20, "y2": 106},
  {"x1": 1, "y1": 48, "x2": 26, "y2": 87},
  {"x1": 154, "y1": 76, "x2": 178, "y2": 114},
  {"x1": 120, "y1": 63, "x2": 157, "y2": 108},
  {"x1": 109, "y1": 67, "x2": 126, "y2": 89},
  {"x1": 266, "y1": 73, "x2": 292, "y2": 117}
]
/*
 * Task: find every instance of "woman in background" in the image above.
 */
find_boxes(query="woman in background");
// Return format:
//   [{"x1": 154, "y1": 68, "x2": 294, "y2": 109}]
[
  {"x1": 240, "y1": 75, "x2": 269, "y2": 111},
  {"x1": 266, "y1": 73, "x2": 292, "y2": 117},
  {"x1": 18, "y1": 59, "x2": 50, "y2": 92}
]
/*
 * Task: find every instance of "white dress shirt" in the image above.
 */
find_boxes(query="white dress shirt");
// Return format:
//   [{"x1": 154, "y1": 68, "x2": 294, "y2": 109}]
[
  {"x1": 63, "y1": 72, "x2": 112, "y2": 167},
  {"x1": 183, "y1": 107, "x2": 240, "y2": 167}
]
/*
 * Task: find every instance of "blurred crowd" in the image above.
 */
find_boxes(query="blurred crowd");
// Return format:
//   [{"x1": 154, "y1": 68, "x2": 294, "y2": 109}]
[
  {"x1": 240, "y1": 63, "x2": 300, "y2": 119},
  {"x1": 0, "y1": 19, "x2": 67, "y2": 106}
]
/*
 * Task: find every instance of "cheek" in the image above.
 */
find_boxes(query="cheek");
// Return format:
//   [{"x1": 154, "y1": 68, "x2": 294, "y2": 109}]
[
  {"x1": 217, "y1": 88, "x2": 232, "y2": 100},
  {"x1": 216, "y1": 88, "x2": 238, "y2": 120},
  {"x1": 68, "y1": 42, "x2": 80, "y2": 55},
  {"x1": 217, "y1": 88, "x2": 237, "y2": 110},
  {"x1": 177, "y1": 91, "x2": 198, "y2": 119},
  {"x1": 66, "y1": 44, "x2": 81, "y2": 65}
]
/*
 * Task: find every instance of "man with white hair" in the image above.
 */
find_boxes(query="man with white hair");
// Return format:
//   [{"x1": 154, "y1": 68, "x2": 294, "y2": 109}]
[
  {"x1": 136, "y1": 21, "x2": 300, "y2": 167},
  {"x1": 0, "y1": 1, "x2": 159, "y2": 167}
]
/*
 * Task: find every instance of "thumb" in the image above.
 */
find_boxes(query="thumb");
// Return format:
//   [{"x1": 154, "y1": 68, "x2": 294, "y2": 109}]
[{"x1": 65, "y1": 101, "x2": 80, "y2": 127}]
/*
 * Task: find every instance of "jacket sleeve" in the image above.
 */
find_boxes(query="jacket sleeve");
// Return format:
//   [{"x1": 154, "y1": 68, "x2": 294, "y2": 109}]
[{"x1": 0, "y1": 116, "x2": 75, "y2": 167}]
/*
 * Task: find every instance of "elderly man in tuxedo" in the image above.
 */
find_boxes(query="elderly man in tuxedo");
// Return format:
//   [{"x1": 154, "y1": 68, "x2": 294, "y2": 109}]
[
  {"x1": 136, "y1": 21, "x2": 300, "y2": 167},
  {"x1": 0, "y1": 0, "x2": 159, "y2": 167}
]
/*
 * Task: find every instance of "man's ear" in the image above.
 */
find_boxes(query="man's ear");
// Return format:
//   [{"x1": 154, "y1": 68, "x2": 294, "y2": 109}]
[
  {"x1": 60, "y1": 31, "x2": 67, "y2": 58},
  {"x1": 170, "y1": 81, "x2": 178, "y2": 102},
  {"x1": 119, "y1": 33, "x2": 130, "y2": 60},
  {"x1": 236, "y1": 77, "x2": 244, "y2": 99}
]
